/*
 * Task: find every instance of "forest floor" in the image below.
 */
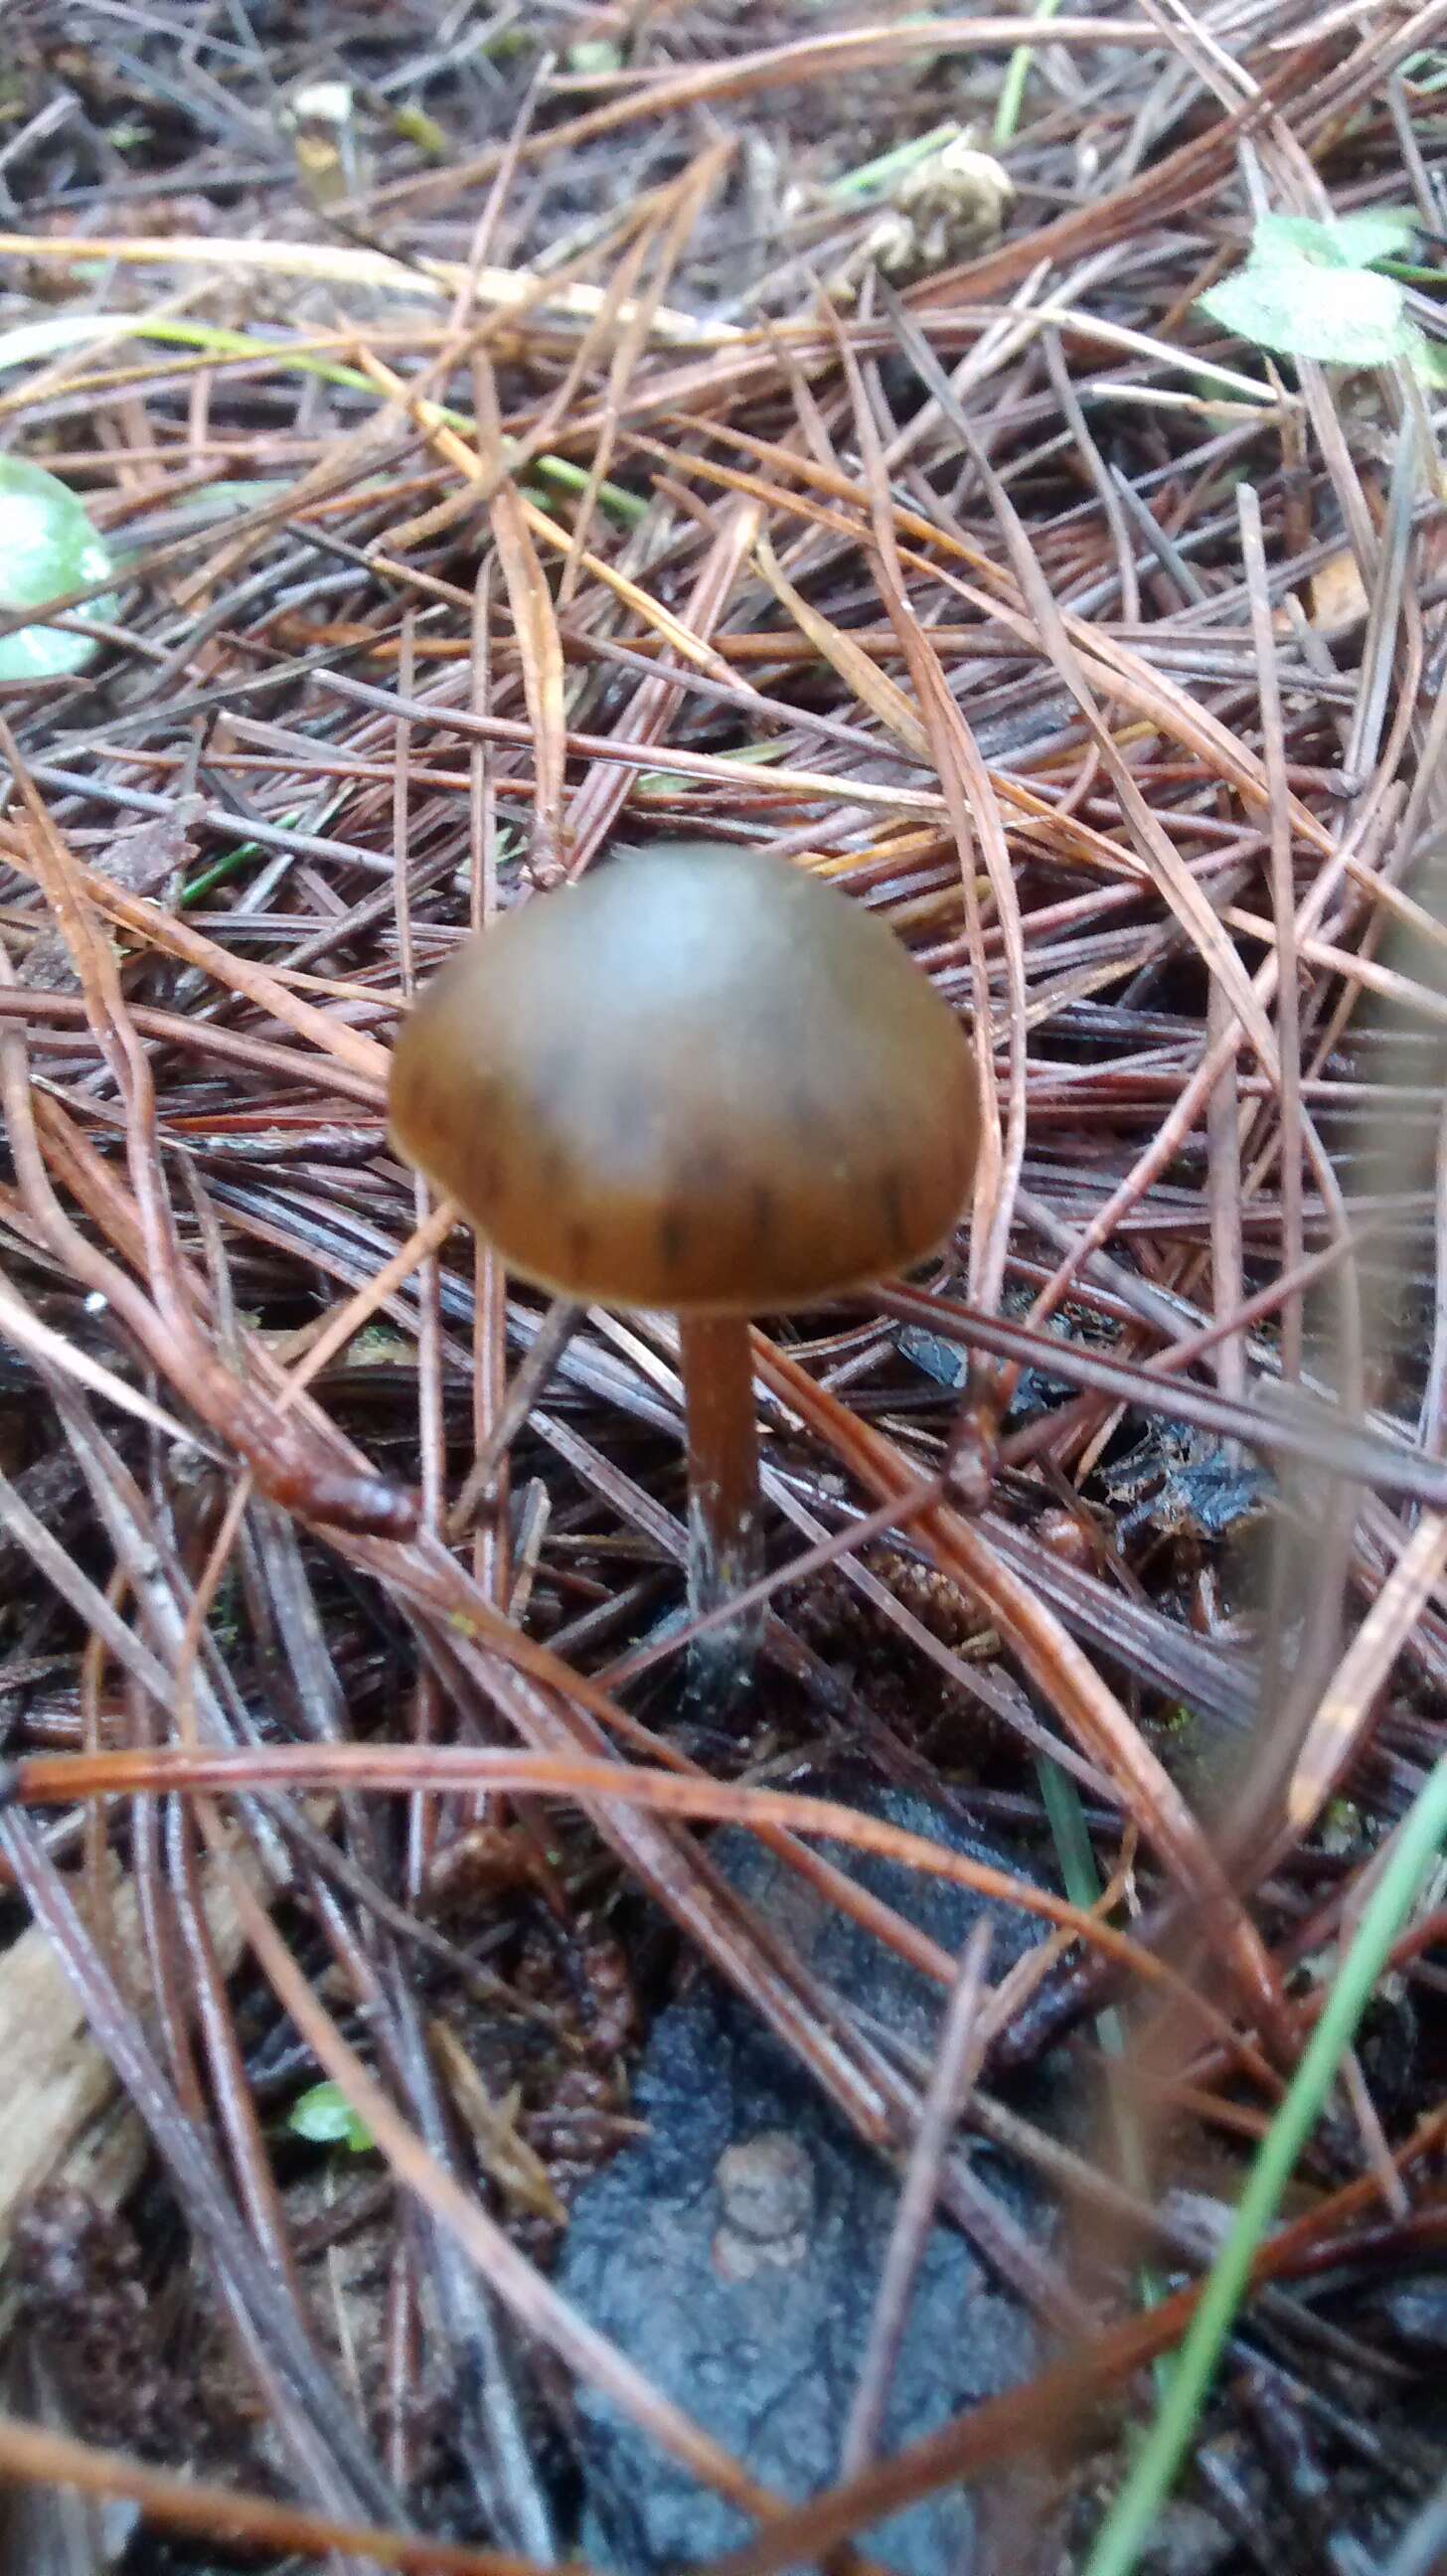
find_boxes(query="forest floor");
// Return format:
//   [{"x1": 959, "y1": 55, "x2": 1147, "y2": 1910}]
[{"x1": 0, "y1": 4, "x2": 1446, "y2": 2572}]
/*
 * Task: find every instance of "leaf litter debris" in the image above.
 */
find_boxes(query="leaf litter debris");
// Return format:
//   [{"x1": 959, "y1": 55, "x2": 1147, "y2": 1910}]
[{"x1": 0, "y1": 3, "x2": 1445, "y2": 2570}]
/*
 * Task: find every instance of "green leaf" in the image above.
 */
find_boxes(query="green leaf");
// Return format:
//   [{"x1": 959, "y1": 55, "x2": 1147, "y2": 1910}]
[
  {"x1": 1329, "y1": 208, "x2": 1419, "y2": 264},
  {"x1": 1249, "y1": 213, "x2": 1358, "y2": 267},
  {"x1": 1199, "y1": 256, "x2": 1414, "y2": 369},
  {"x1": 565, "y1": 37, "x2": 622, "y2": 74},
  {"x1": 287, "y1": 2081, "x2": 375, "y2": 2153},
  {"x1": 0, "y1": 455, "x2": 117, "y2": 683},
  {"x1": 1196, "y1": 207, "x2": 1423, "y2": 376},
  {"x1": 1249, "y1": 211, "x2": 1416, "y2": 270}
]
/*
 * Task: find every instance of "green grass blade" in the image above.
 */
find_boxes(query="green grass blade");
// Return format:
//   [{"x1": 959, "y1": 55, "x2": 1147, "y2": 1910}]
[
  {"x1": 993, "y1": 0, "x2": 1064, "y2": 148},
  {"x1": 0, "y1": 314, "x2": 646, "y2": 526},
  {"x1": 1038, "y1": 1751, "x2": 1167, "y2": 2347},
  {"x1": 1085, "y1": 1754, "x2": 1447, "y2": 2576}
]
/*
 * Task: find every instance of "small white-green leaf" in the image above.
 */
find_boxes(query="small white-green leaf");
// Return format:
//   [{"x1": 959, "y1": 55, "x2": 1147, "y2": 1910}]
[
  {"x1": 1245, "y1": 210, "x2": 1417, "y2": 271},
  {"x1": 0, "y1": 455, "x2": 117, "y2": 683},
  {"x1": 1330, "y1": 208, "x2": 1419, "y2": 266},
  {"x1": 565, "y1": 36, "x2": 622, "y2": 73},
  {"x1": 1251, "y1": 213, "x2": 1357, "y2": 268},
  {"x1": 1199, "y1": 256, "x2": 1413, "y2": 369},
  {"x1": 287, "y1": 2080, "x2": 375, "y2": 2152}
]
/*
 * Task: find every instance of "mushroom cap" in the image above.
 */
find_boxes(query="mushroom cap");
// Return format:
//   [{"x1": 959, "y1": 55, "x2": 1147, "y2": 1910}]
[{"x1": 389, "y1": 842, "x2": 979, "y2": 1312}]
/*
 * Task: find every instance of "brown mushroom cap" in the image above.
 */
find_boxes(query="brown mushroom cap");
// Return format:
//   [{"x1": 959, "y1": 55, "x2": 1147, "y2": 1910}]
[{"x1": 389, "y1": 842, "x2": 979, "y2": 1312}]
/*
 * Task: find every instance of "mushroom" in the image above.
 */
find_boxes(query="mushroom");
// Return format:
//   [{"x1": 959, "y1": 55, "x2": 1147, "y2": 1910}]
[{"x1": 389, "y1": 842, "x2": 979, "y2": 1702}]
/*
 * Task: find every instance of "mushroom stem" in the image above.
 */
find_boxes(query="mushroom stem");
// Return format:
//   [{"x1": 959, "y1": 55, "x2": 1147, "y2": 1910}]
[{"x1": 677, "y1": 1312, "x2": 762, "y2": 1704}]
